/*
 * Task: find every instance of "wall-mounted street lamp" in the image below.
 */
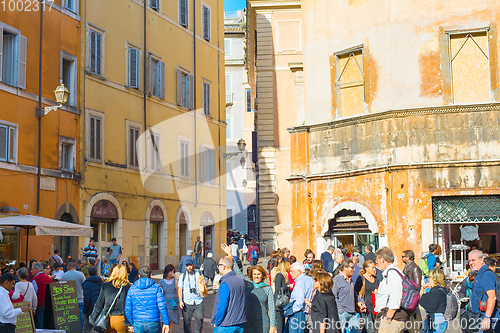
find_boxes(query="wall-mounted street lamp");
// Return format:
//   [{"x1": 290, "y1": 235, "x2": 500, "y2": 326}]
[
  {"x1": 242, "y1": 179, "x2": 248, "y2": 187},
  {"x1": 36, "y1": 84, "x2": 70, "y2": 117},
  {"x1": 223, "y1": 138, "x2": 246, "y2": 159}
]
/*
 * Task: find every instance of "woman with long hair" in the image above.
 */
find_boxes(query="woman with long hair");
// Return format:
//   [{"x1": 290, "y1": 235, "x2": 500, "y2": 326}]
[
  {"x1": 90, "y1": 264, "x2": 131, "y2": 333},
  {"x1": 273, "y1": 260, "x2": 290, "y2": 333},
  {"x1": 223, "y1": 243, "x2": 276, "y2": 333},
  {"x1": 354, "y1": 260, "x2": 379, "y2": 333},
  {"x1": 159, "y1": 264, "x2": 179, "y2": 332},
  {"x1": 305, "y1": 271, "x2": 340, "y2": 333},
  {"x1": 420, "y1": 269, "x2": 448, "y2": 333}
]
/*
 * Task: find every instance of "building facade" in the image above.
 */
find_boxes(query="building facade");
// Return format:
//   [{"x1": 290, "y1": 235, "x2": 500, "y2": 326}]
[
  {"x1": 80, "y1": 0, "x2": 226, "y2": 269},
  {"x1": 0, "y1": 1, "x2": 81, "y2": 263},
  {"x1": 288, "y1": 0, "x2": 500, "y2": 271},
  {"x1": 224, "y1": 10, "x2": 257, "y2": 237},
  {"x1": 246, "y1": 0, "x2": 303, "y2": 248}
]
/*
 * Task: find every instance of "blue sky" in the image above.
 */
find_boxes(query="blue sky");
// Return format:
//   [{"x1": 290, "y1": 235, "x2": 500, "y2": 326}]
[{"x1": 224, "y1": 0, "x2": 246, "y2": 11}]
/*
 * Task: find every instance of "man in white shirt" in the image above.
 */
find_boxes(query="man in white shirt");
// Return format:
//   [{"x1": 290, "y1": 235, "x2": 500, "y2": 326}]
[
  {"x1": 230, "y1": 239, "x2": 239, "y2": 262},
  {"x1": 0, "y1": 273, "x2": 30, "y2": 333},
  {"x1": 178, "y1": 259, "x2": 206, "y2": 333},
  {"x1": 374, "y1": 247, "x2": 410, "y2": 333}
]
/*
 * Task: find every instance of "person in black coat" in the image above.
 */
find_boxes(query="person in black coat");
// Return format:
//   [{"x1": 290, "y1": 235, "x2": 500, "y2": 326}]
[
  {"x1": 273, "y1": 261, "x2": 291, "y2": 333},
  {"x1": 128, "y1": 263, "x2": 138, "y2": 284},
  {"x1": 82, "y1": 266, "x2": 103, "y2": 332},
  {"x1": 305, "y1": 271, "x2": 341, "y2": 333},
  {"x1": 201, "y1": 253, "x2": 218, "y2": 286}
]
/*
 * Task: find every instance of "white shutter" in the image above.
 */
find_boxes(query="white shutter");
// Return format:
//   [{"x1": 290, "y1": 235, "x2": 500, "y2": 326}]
[
  {"x1": 159, "y1": 61, "x2": 165, "y2": 99},
  {"x1": 180, "y1": 0, "x2": 187, "y2": 27},
  {"x1": 128, "y1": 47, "x2": 139, "y2": 88},
  {"x1": 0, "y1": 27, "x2": 3, "y2": 82},
  {"x1": 184, "y1": 143, "x2": 189, "y2": 177}
]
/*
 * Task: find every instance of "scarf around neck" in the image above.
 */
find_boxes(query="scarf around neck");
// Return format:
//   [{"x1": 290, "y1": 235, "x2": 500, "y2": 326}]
[{"x1": 253, "y1": 281, "x2": 269, "y2": 289}]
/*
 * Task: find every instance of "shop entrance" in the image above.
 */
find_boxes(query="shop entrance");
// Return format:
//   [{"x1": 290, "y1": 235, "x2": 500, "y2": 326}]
[
  {"x1": 149, "y1": 205, "x2": 164, "y2": 271},
  {"x1": 178, "y1": 210, "x2": 189, "y2": 258},
  {"x1": 201, "y1": 212, "x2": 215, "y2": 257},
  {"x1": 90, "y1": 200, "x2": 118, "y2": 273}
]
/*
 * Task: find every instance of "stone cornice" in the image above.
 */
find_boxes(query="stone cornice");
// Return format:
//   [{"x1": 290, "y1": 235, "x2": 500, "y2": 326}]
[
  {"x1": 287, "y1": 102, "x2": 500, "y2": 134},
  {"x1": 286, "y1": 159, "x2": 500, "y2": 183}
]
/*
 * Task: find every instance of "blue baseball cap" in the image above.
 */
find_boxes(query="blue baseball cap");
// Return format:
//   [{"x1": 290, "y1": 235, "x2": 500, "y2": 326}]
[{"x1": 185, "y1": 256, "x2": 195, "y2": 266}]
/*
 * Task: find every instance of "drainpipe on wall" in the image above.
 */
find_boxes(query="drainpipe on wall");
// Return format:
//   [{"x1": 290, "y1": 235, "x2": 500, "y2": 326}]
[
  {"x1": 193, "y1": 0, "x2": 197, "y2": 207},
  {"x1": 143, "y1": 0, "x2": 148, "y2": 160},
  {"x1": 36, "y1": 0, "x2": 44, "y2": 214}
]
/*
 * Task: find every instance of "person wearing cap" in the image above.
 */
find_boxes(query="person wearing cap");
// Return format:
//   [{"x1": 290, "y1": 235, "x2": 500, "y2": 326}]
[
  {"x1": 177, "y1": 257, "x2": 206, "y2": 333},
  {"x1": 179, "y1": 250, "x2": 195, "y2": 274}
]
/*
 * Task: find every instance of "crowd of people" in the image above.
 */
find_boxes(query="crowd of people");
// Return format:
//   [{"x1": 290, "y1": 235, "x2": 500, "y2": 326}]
[{"x1": 0, "y1": 239, "x2": 498, "y2": 333}]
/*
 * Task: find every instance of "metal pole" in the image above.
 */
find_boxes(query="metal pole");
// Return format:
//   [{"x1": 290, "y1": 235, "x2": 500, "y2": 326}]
[
  {"x1": 36, "y1": 0, "x2": 44, "y2": 214},
  {"x1": 25, "y1": 228, "x2": 29, "y2": 264}
]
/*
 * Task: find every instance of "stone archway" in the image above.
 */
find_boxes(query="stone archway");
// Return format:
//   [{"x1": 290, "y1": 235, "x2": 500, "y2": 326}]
[
  {"x1": 317, "y1": 201, "x2": 380, "y2": 255},
  {"x1": 54, "y1": 201, "x2": 79, "y2": 260},
  {"x1": 175, "y1": 206, "x2": 192, "y2": 258}
]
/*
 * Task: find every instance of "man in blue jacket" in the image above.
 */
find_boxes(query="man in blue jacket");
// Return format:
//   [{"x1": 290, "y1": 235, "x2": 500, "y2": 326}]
[
  {"x1": 211, "y1": 253, "x2": 247, "y2": 332},
  {"x1": 82, "y1": 266, "x2": 103, "y2": 332},
  {"x1": 125, "y1": 266, "x2": 169, "y2": 333}
]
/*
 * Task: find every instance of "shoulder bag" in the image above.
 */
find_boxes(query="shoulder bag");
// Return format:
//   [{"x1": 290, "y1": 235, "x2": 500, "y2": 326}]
[
  {"x1": 275, "y1": 273, "x2": 290, "y2": 309},
  {"x1": 93, "y1": 286, "x2": 123, "y2": 333}
]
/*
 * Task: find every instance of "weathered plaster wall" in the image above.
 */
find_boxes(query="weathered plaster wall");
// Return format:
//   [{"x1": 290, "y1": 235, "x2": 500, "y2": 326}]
[{"x1": 302, "y1": 0, "x2": 500, "y2": 125}]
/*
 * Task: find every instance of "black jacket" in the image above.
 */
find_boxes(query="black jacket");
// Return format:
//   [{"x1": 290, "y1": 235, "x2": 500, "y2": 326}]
[
  {"x1": 273, "y1": 272, "x2": 290, "y2": 304},
  {"x1": 364, "y1": 252, "x2": 376, "y2": 263},
  {"x1": 90, "y1": 281, "x2": 132, "y2": 326},
  {"x1": 202, "y1": 258, "x2": 218, "y2": 279},
  {"x1": 83, "y1": 275, "x2": 104, "y2": 315},
  {"x1": 403, "y1": 261, "x2": 422, "y2": 289},
  {"x1": 311, "y1": 291, "x2": 341, "y2": 333},
  {"x1": 419, "y1": 286, "x2": 447, "y2": 314}
]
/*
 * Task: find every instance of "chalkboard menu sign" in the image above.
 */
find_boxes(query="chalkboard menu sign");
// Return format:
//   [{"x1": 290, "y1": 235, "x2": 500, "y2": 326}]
[
  {"x1": 13, "y1": 302, "x2": 35, "y2": 333},
  {"x1": 44, "y1": 281, "x2": 81, "y2": 332}
]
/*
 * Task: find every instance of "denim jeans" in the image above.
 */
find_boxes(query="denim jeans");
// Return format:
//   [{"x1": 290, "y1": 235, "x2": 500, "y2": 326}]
[
  {"x1": 34, "y1": 306, "x2": 44, "y2": 329},
  {"x1": 134, "y1": 321, "x2": 162, "y2": 333},
  {"x1": 195, "y1": 253, "x2": 202, "y2": 268},
  {"x1": 79, "y1": 302, "x2": 84, "y2": 329},
  {"x1": 423, "y1": 313, "x2": 448, "y2": 333},
  {"x1": 339, "y1": 311, "x2": 361, "y2": 333},
  {"x1": 285, "y1": 310, "x2": 306, "y2": 333},
  {"x1": 213, "y1": 324, "x2": 245, "y2": 333},
  {"x1": 110, "y1": 259, "x2": 118, "y2": 266}
]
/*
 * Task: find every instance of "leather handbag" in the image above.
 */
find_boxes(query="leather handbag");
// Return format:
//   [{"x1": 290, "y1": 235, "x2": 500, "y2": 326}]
[
  {"x1": 93, "y1": 286, "x2": 123, "y2": 333},
  {"x1": 275, "y1": 273, "x2": 291, "y2": 309}
]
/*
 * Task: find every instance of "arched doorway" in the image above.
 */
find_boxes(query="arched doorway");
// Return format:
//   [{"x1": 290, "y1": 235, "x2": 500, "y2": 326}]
[
  {"x1": 90, "y1": 200, "x2": 119, "y2": 271},
  {"x1": 318, "y1": 201, "x2": 381, "y2": 255},
  {"x1": 149, "y1": 205, "x2": 163, "y2": 270},
  {"x1": 201, "y1": 211, "x2": 215, "y2": 257},
  {"x1": 176, "y1": 206, "x2": 191, "y2": 259},
  {"x1": 55, "y1": 202, "x2": 79, "y2": 261}
]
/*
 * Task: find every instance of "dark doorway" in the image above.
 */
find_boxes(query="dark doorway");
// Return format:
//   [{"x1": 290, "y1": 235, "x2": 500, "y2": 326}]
[{"x1": 55, "y1": 213, "x2": 77, "y2": 261}]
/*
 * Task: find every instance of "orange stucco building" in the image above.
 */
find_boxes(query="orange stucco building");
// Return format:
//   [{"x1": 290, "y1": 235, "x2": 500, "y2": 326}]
[
  {"x1": 0, "y1": 2, "x2": 81, "y2": 263},
  {"x1": 286, "y1": 0, "x2": 500, "y2": 271}
]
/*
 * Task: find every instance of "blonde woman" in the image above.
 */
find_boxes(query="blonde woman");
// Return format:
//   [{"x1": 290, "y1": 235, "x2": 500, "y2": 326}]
[
  {"x1": 273, "y1": 260, "x2": 291, "y2": 333},
  {"x1": 420, "y1": 269, "x2": 448, "y2": 333},
  {"x1": 90, "y1": 264, "x2": 131, "y2": 333}
]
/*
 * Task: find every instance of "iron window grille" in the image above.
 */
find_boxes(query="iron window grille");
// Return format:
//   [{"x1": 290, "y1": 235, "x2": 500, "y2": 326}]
[{"x1": 432, "y1": 195, "x2": 500, "y2": 224}]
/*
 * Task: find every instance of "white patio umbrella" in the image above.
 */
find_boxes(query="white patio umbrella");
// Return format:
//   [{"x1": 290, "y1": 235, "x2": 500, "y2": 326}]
[{"x1": 0, "y1": 215, "x2": 93, "y2": 263}]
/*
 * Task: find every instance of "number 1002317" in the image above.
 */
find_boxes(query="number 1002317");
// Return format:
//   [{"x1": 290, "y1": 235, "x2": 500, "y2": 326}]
[{"x1": 1, "y1": 0, "x2": 55, "y2": 11}]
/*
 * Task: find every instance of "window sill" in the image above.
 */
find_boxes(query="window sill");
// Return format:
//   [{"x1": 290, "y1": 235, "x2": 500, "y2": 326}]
[{"x1": 85, "y1": 71, "x2": 106, "y2": 81}]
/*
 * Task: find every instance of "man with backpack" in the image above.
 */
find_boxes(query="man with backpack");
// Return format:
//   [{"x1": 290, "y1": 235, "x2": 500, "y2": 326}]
[
  {"x1": 419, "y1": 244, "x2": 441, "y2": 278},
  {"x1": 177, "y1": 257, "x2": 206, "y2": 333},
  {"x1": 375, "y1": 247, "x2": 411, "y2": 333},
  {"x1": 468, "y1": 250, "x2": 498, "y2": 333}
]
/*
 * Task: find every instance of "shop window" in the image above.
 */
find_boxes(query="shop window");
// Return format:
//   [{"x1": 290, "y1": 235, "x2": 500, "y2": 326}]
[
  {"x1": 335, "y1": 48, "x2": 364, "y2": 118},
  {"x1": 0, "y1": 25, "x2": 27, "y2": 89},
  {"x1": 449, "y1": 31, "x2": 490, "y2": 104},
  {"x1": 0, "y1": 123, "x2": 16, "y2": 163}
]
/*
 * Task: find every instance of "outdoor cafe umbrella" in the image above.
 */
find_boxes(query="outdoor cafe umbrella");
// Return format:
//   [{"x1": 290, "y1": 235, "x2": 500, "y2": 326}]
[{"x1": 0, "y1": 215, "x2": 93, "y2": 263}]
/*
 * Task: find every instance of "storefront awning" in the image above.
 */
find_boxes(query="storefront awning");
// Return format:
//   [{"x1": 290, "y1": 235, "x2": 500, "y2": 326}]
[
  {"x1": 432, "y1": 195, "x2": 500, "y2": 224},
  {"x1": 0, "y1": 215, "x2": 93, "y2": 237}
]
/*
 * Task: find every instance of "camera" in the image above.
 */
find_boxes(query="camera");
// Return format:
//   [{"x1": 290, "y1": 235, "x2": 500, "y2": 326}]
[{"x1": 190, "y1": 288, "x2": 197, "y2": 293}]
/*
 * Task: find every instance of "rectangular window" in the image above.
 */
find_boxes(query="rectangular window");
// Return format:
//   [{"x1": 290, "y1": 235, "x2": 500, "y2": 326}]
[
  {"x1": 128, "y1": 47, "x2": 140, "y2": 89},
  {"x1": 149, "y1": 132, "x2": 161, "y2": 173},
  {"x1": 246, "y1": 88, "x2": 252, "y2": 112},
  {"x1": 0, "y1": 26, "x2": 27, "y2": 89},
  {"x1": 200, "y1": 146, "x2": 216, "y2": 183},
  {"x1": 88, "y1": 28, "x2": 103, "y2": 76},
  {"x1": 179, "y1": 0, "x2": 188, "y2": 27},
  {"x1": 149, "y1": 55, "x2": 165, "y2": 98},
  {"x1": 61, "y1": 140, "x2": 75, "y2": 172},
  {"x1": 449, "y1": 31, "x2": 490, "y2": 104},
  {"x1": 150, "y1": 0, "x2": 159, "y2": 11},
  {"x1": 224, "y1": 38, "x2": 231, "y2": 58},
  {"x1": 179, "y1": 140, "x2": 189, "y2": 178},
  {"x1": 335, "y1": 49, "x2": 364, "y2": 117},
  {"x1": 129, "y1": 126, "x2": 140, "y2": 168},
  {"x1": 202, "y1": 81, "x2": 212, "y2": 117},
  {"x1": 61, "y1": 55, "x2": 76, "y2": 106},
  {"x1": 63, "y1": 0, "x2": 76, "y2": 12},
  {"x1": 0, "y1": 123, "x2": 16, "y2": 163},
  {"x1": 202, "y1": 5, "x2": 210, "y2": 41},
  {"x1": 226, "y1": 117, "x2": 232, "y2": 140},
  {"x1": 89, "y1": 115, "x2": 102, "y2": 162},
  {"x1": 177, "y1": 68, "x2": 193, "y2": 109}
]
